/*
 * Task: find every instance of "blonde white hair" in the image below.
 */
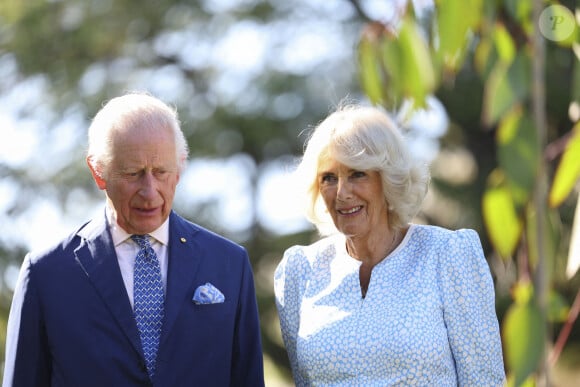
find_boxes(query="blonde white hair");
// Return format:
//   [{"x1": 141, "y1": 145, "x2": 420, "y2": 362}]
[
  {"x1": 87, "y1": 92, "x2": 189, "y2": 178},
  {"x1": 296, "y1": 104, "x2": 430, "y2": 235}
]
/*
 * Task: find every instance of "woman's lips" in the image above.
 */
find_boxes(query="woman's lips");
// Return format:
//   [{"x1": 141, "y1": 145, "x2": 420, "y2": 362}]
[{"x1": 338, "y1": 206, "x2": 362, "y2": 215}]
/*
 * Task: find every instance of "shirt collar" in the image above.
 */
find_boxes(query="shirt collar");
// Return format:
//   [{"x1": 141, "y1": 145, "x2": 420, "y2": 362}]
[{"x1": 106, "y1": 204, "x2": 170, "y2": 247}]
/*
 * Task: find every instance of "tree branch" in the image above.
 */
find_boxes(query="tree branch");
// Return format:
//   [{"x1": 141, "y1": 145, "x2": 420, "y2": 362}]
[{"x1": 345, "y1": 0, "x2": 374, "y2": 23}]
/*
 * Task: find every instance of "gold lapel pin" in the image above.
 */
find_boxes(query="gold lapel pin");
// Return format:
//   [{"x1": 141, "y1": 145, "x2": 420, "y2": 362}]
[{"x1": 180, "y1": 237, "x2": 187, "y2": 243}]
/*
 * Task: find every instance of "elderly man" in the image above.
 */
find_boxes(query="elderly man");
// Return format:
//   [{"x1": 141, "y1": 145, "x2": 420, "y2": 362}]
[{"x1": 3, "y1": 93, "x2": 265, "y2": 386}]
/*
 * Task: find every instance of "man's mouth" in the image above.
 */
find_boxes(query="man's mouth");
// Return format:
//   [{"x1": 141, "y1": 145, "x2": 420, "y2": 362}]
[{"x1": 135, "y1": 207, "x2": 158, "y2": 213}]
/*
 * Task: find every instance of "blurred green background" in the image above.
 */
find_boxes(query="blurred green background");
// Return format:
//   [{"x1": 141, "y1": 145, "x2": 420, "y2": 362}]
[{"x1": 1, "y1": 0, "x2": 579, "y2": 385}]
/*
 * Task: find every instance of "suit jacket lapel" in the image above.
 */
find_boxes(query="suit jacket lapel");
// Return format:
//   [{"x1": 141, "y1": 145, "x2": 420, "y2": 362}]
[
  {"x1": 74, "y1": 213, "x2": 143, "y2": 358},
  {"x1": 160, "y1": 212, "x2": 202, "y2": 345}
]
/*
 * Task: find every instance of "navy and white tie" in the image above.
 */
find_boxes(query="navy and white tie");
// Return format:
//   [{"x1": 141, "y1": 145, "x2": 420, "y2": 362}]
[{"x1": 131, "y1": 234, "x2": 164, "y2": 379}]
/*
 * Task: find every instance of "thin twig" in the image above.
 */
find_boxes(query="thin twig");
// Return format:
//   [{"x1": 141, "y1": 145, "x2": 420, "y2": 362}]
[
  {"x1": 531, "y1": 0, "x2": 549, "y2": 382},
  {"x1": 549, "y1": 288, "x2": 580, "y2": 366},
  {"x1": 345, "y1": 0, "x2": 373, "y2": 23}
]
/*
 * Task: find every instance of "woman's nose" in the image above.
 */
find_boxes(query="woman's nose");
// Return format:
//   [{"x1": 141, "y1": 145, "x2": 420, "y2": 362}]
[{"x1": 336, "y1": 178, "x2": 353, "y2": 200}]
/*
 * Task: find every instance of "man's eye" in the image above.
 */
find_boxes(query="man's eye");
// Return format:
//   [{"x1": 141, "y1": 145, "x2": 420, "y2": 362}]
[{"x1": 124, "y1": 171, "x2": 141, "y2": 179}]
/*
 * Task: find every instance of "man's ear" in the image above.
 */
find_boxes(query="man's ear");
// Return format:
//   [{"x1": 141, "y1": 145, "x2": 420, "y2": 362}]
[{"x1": 87, "y1": 157, "x2": 107, "y2": 190}]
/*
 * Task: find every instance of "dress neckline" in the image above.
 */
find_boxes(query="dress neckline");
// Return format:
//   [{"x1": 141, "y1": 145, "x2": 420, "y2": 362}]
[{"x1": 336, "y1": 224, "x2": 416, "y2": 268}]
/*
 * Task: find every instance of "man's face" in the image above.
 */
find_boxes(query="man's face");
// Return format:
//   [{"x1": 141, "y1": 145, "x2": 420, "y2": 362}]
[{"x1": 93, "y1": 125, "x2": 180, "y2": 234}]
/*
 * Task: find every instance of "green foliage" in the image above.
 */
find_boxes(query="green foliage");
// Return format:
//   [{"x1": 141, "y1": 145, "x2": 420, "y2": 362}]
[
  {"x1": 549, "y1": 123, "x2": 580, "y2": 207},
  {"x1": 383, "y1": 16, "x2": 436, "y2": 108},
  {"x1": 482, "y1": 169, "x2": 522, "y2": 259},
  {"x1": 354, "y1": 0, "x2": 580, "y2": 383},
  {"x1": 359, "y1": 24, "x2": 386, "y2": 105},
  {"x1": 525, "y1": 204, "x2": 562, "y2": 273},
  {"x1": 434, "y1": 0, "x2": 483, "y2": 72},
  {"x1": 483, "y1": 50, "x2": 531, "y2": 126},
  {"x1": 548, "y1": 290, "x2": 570, "y2": 323},
  {"x1": 359, "y1": 17, "x2": 436, "y2": 109},
  {"x1": 0, "y1": 1, "x2": 352, "y2": 383},
  {"x1": 496, "y1": 106, "x2": 538, "y2": 204},
  {"x1": 2, "y1": 0, "x2": 580, "y2": 384},
  {"x1": 503, "y1": 281, "x2": 544, "y2": 386}
]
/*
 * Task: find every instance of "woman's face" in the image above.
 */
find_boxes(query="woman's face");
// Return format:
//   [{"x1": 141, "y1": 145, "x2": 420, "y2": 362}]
[{"x1": 318, "y1": 157, "x2": 389, "y2": 238}]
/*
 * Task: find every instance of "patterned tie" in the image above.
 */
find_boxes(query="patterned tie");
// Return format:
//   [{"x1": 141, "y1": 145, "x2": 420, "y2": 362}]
[{"x1": 131, "y1": 234, "x2": 165, "y2": 379}]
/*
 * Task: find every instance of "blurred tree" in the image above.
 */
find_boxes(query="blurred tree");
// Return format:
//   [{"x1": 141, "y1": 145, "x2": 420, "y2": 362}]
[
  {"x1": 2, "y1": 0, "x2": 579, "y2": 385},
  {"x1": 0, "y1": 0, "x2": 363, "y2": 383}
]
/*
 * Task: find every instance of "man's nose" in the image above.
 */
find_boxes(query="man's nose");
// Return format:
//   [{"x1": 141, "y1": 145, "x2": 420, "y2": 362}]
[{"x1": 138, "y1": 172, "x2": 156, "y2": 198}]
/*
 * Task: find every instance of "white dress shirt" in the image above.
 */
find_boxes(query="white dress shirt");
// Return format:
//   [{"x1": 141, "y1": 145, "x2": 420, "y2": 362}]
[{"x1": 106, "y1": 206, "x2": 169, "y2": 308}]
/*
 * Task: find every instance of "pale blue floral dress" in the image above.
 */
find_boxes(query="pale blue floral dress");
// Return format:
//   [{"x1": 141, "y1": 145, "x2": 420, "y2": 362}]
[{"x1": 274, "y1": 224, "x2": 505, "y2": 386}]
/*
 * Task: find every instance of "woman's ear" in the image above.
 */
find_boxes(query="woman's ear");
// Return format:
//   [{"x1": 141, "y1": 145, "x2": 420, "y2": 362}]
[{"x1": 87, "y1": 157, "x2": 107, "y2": 190}]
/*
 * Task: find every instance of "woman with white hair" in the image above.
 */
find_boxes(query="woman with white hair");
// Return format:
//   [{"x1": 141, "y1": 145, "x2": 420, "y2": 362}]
[{"x1": 274, "y1": 104, "x2": 505, "y2": 386}]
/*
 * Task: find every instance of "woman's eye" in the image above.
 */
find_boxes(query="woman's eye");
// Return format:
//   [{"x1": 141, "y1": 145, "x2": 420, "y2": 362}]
[
  {"x1": 321, "y1": 174, "x2": 336, "y2": 184},
  {"x1": 352, "y1": 171, "x2": 366, "y2": 178}
]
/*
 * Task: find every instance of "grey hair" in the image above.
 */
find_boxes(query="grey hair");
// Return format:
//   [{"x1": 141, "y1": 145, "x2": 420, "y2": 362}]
[
  {"x1": 87, "y1": 92, "x2": 189, "y2": 178},
  {"x1": 296, "y1": 104, "x2": 430, "y2": 235}
]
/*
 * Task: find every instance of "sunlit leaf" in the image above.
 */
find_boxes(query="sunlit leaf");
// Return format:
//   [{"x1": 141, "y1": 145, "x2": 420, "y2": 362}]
[
  {"x1": 358, "y1": 28, "x2": 385, "y2": 105},
  {"x1": 396, "y1": 18, "x2": 437, "y2": 107},
  {"x1": 505, "y1": 374, "x2": 536, "y2": 387},
  {"x1": 548, "y1": 290, "x2": 570, "y2": 323},
  {"x1": 474, "y1": 36, "x2": 495, "y2": 78},
  {"x1": 380, "y1": 17, "x2": 436, "y2": 109},
  {"x1": 434, "y1": 0, "x2": 483, "y2": 72},
  {"x1": 482, "y1": 62, "x2": 511, "y2": 126},
  {"x1": 507, "y1": 50, "x2": 531, "y2": 92},
  {"x1": 512, "y1": 280, "x2": 533, "y2": 305},
  {"x1": 566, "y1": 191, "x2": 580, "y2": 279},
  {"x1": 493, "y1": 23, "x2": 516, "y2": 63},
  {"x1": 482, "y1": 51, "x2": 531, "y2": 126},
  {"x1": 549, "y1": 123, "x2": 580, "y2": 207},
  {"x1": 482, "y1": 170, "x2": 523, "y2": 260},
  {"x1": 497, "y1": 107, "x2": 538, "y2": 205},
  {"x1": 502, "y1": 297, "x2": 544, "y2": 386},
  {"x1": 525, "y1": 204, "x2": 561, "y2": 274},
  {"x1": 504, "y1": 0, "x2": 533, "y2": 37},
  {"x1": 380, "y1": 32, "x2": 404, "y2": 106}
]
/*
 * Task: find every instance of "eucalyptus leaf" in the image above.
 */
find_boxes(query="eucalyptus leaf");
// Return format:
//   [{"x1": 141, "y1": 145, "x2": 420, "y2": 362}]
[
  {"x1": 482, "y1": 171, "x2": 523, "y2": 260},
  {"x1": 502, "y1": 298, "x2": 544, "y2": 386},
  {"x1": 549, "y1": 123, "x2": 580, "y2": 207}
]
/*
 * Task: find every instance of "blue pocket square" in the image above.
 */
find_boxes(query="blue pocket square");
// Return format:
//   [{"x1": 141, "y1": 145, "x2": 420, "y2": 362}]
[{"x1": 193, "y1": 282, "x2": 225, "y2": 305}]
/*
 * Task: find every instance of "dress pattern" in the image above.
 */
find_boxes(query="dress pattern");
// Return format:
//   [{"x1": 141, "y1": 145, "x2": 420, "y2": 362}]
[{"x1": 274, "y1": 224, "x2": 505, "y2": 386}]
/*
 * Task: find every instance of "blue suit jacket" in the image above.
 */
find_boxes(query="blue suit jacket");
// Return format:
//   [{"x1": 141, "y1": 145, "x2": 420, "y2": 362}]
[{"x1": 3, "y1": 211, "x2": 265, "y2": 387}]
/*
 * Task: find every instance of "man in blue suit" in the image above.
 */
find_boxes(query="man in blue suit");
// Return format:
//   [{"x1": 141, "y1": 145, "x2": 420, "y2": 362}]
[{"x1": 3, "y1": 93, "x2": 265, "y2": 386}]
